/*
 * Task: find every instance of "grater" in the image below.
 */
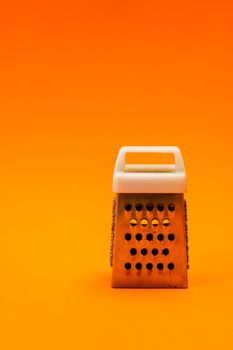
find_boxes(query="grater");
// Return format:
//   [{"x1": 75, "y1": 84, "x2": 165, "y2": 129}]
[{"x1": 111, "y1": 146, "x2": 188, "y2": 288}]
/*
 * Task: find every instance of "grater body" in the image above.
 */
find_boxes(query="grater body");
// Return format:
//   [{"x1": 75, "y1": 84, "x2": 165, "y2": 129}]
[{"x1": 111, "y1": 193, "x2": 188, "y2": 288}]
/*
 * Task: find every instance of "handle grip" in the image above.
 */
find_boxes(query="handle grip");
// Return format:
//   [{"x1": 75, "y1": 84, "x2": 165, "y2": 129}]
[
  {"x1": 113, "y1": 146, "x2": 186, "y2": 193},
  {"x1": 115, "y1": 146, "x2": 185, "y2": 173}
]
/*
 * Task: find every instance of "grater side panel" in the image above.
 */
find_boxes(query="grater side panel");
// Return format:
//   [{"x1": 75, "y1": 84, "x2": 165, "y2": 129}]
[{"x1": 112, "y1": 193, "x2": 188, "y2": 288}]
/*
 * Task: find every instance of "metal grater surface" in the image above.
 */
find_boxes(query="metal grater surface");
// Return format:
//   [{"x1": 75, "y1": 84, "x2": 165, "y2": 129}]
[{"x1": 111, "y1": 193, "x2": 188, "y2": 288}]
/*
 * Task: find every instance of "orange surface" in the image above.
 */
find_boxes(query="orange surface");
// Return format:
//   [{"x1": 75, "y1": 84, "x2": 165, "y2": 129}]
[{"x1": 1, "y1": 1, "x2": 233, "y2": 349}]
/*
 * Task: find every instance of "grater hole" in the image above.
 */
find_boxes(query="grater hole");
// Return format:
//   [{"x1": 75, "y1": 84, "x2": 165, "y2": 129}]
[
  {"x1": 157, "y1": 203, "x2": 164, "y2": 211},
  {"x1": 141, "y1": 248, "x2": 148, "y2": 256},
  {"x1": 124, "y1": 233, "x2": 132, "y2": 241},
  {"x1": 152, "y1": 218, "x2": 159, "y2": 226},
  {"x1": 167, "y1": 262, "x2": 175, "y2": 270},
  {"x1": 135, "y1": 262, "x2": 142, "y2": 270},
  {"x1": 146, "y1": 263, "x2": 153, "y2": 270},
  {"x1": 163, "y1": 219, "x2": 170, "y2": 226},
  {"x1": 146, "y1": 203, "x2": 154, "y2": 212},
  {"x1": 157, "y1": 263, "x2": 164, "y2": 270},
  {"x1": 152, "y1": 248, "x2": 158, "y2": 256},
  {"x1": 157, "y1": 233, "x2": 164, "y2": 241},
  {"x1": 130, "y1": 248, "x2": 137, "y2": 256},
  {"x1": 168, "y1": 203, "x2": 175, "y2": 212},
  {"x1": 130, "y1": 218, "x2": 137, "y2": 226},
  {"x1": 140, "y1": 218, "x2": 148, "y2": 227},
  {"x1": 146, "y1": 233, "x2": 153, "y2": 241},
  {"x1": 125, "y1": 203, "x2": 132, "y2": 211},
  {"x1": 124, "y1": 262, "x2": 131, "y2": 270},
  {"x1": 135, "y1": 203, "x2": 143, "y2": 211},
  {"x1": 162, "y1": 248, "x2": 169, "y2": 256},
  {"x1": 168, "y1": 233, "x2": 175, "y2": 241},
  {"x1": 135, "y1": 233, "x2": 142, "y2": 241}
]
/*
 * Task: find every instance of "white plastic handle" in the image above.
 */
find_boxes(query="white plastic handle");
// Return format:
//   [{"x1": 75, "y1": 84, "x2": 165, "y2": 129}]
[
  {"x1": 113, "y1": 146, "x2": 186, "y2": 193},
  {"x1": 115, "y1": 146, "x2": 185, "y2": 173}
]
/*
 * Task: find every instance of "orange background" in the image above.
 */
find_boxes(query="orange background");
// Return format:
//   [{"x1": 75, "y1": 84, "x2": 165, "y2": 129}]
[{"x1": 1, "y1": 1, "x2": 233, "y2": 349}]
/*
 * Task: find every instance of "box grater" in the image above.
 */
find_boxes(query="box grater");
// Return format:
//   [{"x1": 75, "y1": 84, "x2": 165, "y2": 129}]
[{"x1": 110, "y1": 146, "x2": 188, "y2": 288}]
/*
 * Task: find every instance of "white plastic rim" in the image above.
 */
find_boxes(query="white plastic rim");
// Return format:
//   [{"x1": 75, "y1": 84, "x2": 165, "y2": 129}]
[{"x1": 113, "y1": 146, "x2": 187, "y2": 193}]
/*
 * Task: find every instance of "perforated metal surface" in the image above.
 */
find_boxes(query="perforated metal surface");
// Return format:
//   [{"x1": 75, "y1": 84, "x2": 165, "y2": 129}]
[{"x1": 111, "y1": 193, "x2": 188, "y2": 288}]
